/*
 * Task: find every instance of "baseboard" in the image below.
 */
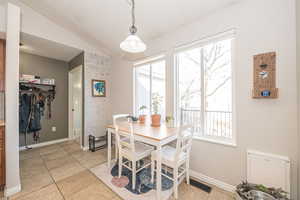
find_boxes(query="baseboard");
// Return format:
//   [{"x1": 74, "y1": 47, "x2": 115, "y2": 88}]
[
  {"x1": 5, "y1": 184, "x2": 21, "y2": 197},
  {"x1": 19, "y1": 138, "x2": 69, "y2": 151},
  {"x1": 82, "y1": 146, "x2": 89, "y2": 151},
  {"x1": 189, "y1": 170, "x2": 236, "y2": 193}
]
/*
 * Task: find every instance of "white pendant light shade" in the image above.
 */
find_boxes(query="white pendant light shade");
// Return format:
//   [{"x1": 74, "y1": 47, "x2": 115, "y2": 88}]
[
  {"x1": 120, "y1": 34, "x2": 146, "y2": 53},
  {"x1": 120, "y1": 0, "x2": 146, "y2": 53}
]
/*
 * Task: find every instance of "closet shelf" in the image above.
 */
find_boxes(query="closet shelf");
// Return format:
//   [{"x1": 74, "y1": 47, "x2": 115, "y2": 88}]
[
  {"x1": 19, "y1": 82, "x2": 56, "y2": 99},
  {"x1": 19, "y1": 82, "x2": 56, "y2": 88}
]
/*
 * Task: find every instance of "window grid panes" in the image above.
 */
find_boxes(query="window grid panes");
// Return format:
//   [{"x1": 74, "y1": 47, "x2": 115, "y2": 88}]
[
  {"x1": 176, "y1": 38, "x2": 233, "y2": 143},
  {"x1": 134, "y1": 60, "x2": 166, "y2": 119}
]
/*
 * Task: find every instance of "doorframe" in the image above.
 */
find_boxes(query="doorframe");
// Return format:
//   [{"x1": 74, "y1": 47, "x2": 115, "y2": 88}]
[{"x1": 68, "y1": 65, "x2": 83, "y2": 147}]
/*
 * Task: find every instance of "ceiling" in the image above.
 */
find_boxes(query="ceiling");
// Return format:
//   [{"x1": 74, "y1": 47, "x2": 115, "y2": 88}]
[
  {"x1": 20, "y1": 32, "x2": 82, "y2": 62},
  {"x1": 20, "y1": 0, "x2": 242, "y2": 55}
]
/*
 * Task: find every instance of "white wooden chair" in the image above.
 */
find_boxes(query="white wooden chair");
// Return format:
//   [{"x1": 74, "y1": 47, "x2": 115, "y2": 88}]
[
  {"x1": 151, "y1": 125, "x2": 193, "y2": 199},
  {"x1": 113, "y1": 114, "x2": 154, "y2": 190}
]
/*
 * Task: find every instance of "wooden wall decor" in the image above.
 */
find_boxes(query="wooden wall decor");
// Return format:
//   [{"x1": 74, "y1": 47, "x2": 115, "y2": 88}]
[{"x1": 252, "y1": 52, "x2": 278, "y2": 98}]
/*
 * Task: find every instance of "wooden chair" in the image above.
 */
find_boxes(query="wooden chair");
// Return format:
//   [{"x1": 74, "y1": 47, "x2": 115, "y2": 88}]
[
  {"x1": 113, "y1": 114, "x2": 154, "y2": 190},
  {"x1": 151, "y1": 125, "x2": 193, "y2": 199}
]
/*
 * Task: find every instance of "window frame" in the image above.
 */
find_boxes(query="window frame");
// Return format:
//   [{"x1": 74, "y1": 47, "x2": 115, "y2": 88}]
[
  {"x1": 174, "y1": 33, "x2": 237, "y2": 147},
  {"x1": 133, "y1": 56, "x2": 167, "y2": 117}
]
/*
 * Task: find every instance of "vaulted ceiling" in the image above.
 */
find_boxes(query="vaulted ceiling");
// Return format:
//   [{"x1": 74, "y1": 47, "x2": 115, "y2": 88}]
[{"x1": 20, "y1": 0, "x2": 242, "y2": 55}]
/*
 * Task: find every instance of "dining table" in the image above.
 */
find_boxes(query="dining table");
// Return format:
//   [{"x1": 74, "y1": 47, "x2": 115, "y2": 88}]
[{"x1": 106, "y1": 122, "x2": 180, "y2": 200}]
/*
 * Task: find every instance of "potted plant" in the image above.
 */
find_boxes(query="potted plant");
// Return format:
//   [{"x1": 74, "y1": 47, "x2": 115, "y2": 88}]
[
  {"x1": 166, "y1": 116, "x2": 175, "y2": 127},
  {"x1": 151, "y1": 93, "x2": 163, "y2": 127},
  {"x1": 138, "y1": 105, "x2": 147, "y2": 123},
  {"x1": 236, "y1": 181, "x2": 289, "y2": 200}
]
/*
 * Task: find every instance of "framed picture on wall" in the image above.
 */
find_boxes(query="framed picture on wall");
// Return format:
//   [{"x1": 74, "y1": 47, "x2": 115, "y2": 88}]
[{"x1": 92, "y1": 79, "x2": 106, "y2": 97}]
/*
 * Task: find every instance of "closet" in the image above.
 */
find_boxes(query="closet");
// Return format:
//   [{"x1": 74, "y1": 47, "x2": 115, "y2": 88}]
[
  {"x1": 18, "y1": 33, "x2": 83, "y2": 149},
  {"x1": 0, "y1": 39, "x2": 6, "y2": 189}
]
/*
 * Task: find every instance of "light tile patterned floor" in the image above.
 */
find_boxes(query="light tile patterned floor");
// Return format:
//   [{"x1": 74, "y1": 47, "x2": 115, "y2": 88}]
[{"x1": 5, "y1": 140, "x2": 234, "y2": 200}]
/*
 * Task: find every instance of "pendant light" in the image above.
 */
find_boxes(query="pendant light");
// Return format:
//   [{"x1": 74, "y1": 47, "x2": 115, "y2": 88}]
[{"x1": 120, "y1": 0, "x2": 146, "y2": 53}]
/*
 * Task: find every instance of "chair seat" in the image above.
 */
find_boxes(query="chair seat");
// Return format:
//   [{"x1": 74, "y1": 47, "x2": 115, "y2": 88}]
[
  {"x1": 151, "y1": 145, "x2": 187, "y2": 165},
  {"x1": 122, "y1": 141, "x2": 154, "y2": 158}
]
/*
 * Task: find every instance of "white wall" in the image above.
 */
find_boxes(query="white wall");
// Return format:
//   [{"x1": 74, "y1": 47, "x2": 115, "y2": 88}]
[
  {"x1": 296, "y1": 0, "x2": 300, "y2": 197},
  {"x1": 83, "y1": 53, "x2": 112, "y2": 148},
  {"x1": 112, "y1": 0, "x2": 298, "y2": 198},
  {"x1": 13, "y1": 0, "x2": 109, "y2": 56},
  {"x1": 111, "y1": 58, "x2": 134, "y2": 115},
  {"x1": 5, "y1": 3, "x2": 20, "y2": 196},
  {"x1": 0, "y1": 3, "x2": 5, "y2": 34},
  {"x1": 0, "y1": 0, "x2": 109, "y2": 57}
]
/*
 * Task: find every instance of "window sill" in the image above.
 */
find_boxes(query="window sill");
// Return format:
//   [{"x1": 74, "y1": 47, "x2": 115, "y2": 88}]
[{"x1": 193, "y1": 136, "x2": 237, "y2": 148}]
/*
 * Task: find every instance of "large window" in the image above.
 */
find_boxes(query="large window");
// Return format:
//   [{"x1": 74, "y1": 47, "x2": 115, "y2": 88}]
[
  {"x1": 134, "y1": 59, "x2": 166, "y2": 118},
  {"x1": 175, "y1": 38, "x2": 234, "y2": 145}
]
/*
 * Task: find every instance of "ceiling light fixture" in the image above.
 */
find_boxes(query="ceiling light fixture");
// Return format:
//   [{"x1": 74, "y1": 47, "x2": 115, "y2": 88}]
[{"x1": 120, "y1": 0, "x2": 146, "y2": 53}]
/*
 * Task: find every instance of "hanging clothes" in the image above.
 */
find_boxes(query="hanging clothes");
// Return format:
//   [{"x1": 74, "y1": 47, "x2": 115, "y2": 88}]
[
  {"x1": 19, "y1": 93, "x2": 45, "y2": 134},
  {"x1": 19, "y1": 83, "x2": 55, "y2": 146},
  {"x1": 28, "y1": 94, "x2": 45, "y2": 133},
  {"x1": 19, "y1": 94, "x2": 31, "y2": 133}
]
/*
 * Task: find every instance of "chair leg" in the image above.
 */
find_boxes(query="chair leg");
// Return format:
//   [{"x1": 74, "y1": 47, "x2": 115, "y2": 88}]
[
  {"x1": 115, "y1": 142, "x2": 118, "y2": 160},
  {"x1": 173, "y1": 167, "x2": 178, "y2": 199},
  {"x1": 186, "y1": 159, "x2": 190, "y2": 185},
  {"x1": 118, "y1": 154, "x2": 122, "y2": 178},
  {"x1": 151, "y1": 158, "x2": 155, "y2": 183},
  {"x1": 132, "y1": 160, "x2": 136, "y2": 190}
]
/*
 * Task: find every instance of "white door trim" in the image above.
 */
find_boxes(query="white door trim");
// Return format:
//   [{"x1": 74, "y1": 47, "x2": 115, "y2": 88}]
[{"x1": 68, "y1": 65, "x2": 83, "y2": 146}]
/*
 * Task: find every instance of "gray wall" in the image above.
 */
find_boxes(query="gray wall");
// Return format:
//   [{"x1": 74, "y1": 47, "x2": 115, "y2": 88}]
[
  {"x1": 19, "y1": 52, "x2": 69, "y2": 146},
  {"x1": 69, "y1": 52, "x2": 84, "y2": 70}
]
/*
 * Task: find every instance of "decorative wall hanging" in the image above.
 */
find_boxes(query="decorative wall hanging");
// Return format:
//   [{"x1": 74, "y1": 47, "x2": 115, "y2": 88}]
[
  {"x1": 92, "y1": 79, "x2": 106, "y2": 97},
  {"x1": 252, "y1": 52, "x2": 278, "y2": 99}
]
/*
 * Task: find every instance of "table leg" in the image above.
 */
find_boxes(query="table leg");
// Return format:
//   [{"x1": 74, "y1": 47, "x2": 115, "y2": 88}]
[
  {"x1": 156, "y1": 144, "x2": 162, "y2": 200},
  {"x1": 107, "y1": 128, "x2": 111, "y2": 170}
]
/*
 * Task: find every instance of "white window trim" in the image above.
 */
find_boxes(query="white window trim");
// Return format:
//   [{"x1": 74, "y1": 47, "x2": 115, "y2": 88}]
[
  {"x1": 133, "y1": 56, "x2": 166, "y2": 116},
  {"x1": 174, "y1": 31, "x2": 237, "y2": 147}
]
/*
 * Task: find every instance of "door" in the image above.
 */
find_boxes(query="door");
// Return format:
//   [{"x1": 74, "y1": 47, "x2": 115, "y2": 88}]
[{"x1": 69, "y1": 66, "x2": 82, "y2": 144}]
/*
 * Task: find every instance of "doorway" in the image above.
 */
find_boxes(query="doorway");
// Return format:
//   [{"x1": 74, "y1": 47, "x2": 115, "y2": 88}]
[{"x1": 69, "y1": 65, "x2": 83, "y2": 147}]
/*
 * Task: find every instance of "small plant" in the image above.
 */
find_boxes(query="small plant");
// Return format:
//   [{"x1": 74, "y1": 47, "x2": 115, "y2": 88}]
[
  {"x1": 152, "y1": 93, "x2": 162, "y2": 115},
  {"x1": 165, "y1": 116, "x2": 174, "y2": 123},
  {"x1": 139, "y1": 105, "x2": 147, "y2": 115}
]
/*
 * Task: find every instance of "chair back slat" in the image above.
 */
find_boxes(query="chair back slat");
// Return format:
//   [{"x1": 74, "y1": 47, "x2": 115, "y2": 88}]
[
  {"x1": 175, "y1": 125, "x2": 194, "y2": 161},
  {"x1": 113, "y1": 114, "x2": 135, "y2": 153}
]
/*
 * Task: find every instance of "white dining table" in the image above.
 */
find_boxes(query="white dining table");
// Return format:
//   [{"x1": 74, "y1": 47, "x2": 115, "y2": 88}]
[{"x1": 106, "y1": 122, "x2": 179, "y2": 200}]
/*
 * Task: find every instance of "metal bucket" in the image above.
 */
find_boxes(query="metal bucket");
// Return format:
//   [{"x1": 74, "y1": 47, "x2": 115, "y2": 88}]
[{"x1": 246, "y1": 190, "x2": 276, "y2": 200}]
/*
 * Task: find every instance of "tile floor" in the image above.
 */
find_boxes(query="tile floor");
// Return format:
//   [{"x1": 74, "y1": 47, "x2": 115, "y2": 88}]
[{"x1": 3, "y1": 140, "x2": 234, "y2": 200}]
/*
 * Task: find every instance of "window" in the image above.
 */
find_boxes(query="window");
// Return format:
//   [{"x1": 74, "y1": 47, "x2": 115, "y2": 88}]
[
  {"x1": 175, "y1": 38, "x2": 234, "y2": 145},
  {"x1": 134, "y1": 59, "x2": 166, "y2": 118}
]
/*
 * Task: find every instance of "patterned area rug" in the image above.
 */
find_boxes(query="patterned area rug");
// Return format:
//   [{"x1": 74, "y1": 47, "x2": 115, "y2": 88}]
[
  {"x1": 90, "y1": 162, "x2": 174, "y2": 200},
  {"x1": 110, "y1": 162, "x2": 173, "y2": 195}
]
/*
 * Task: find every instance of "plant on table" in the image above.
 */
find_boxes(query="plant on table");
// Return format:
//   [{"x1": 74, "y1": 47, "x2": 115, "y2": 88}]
[
  {"x1": 138, "y1": 105, "x2": 147, "y2": 123},
  {"x1": 151, "y1": 93, "x2": 163, "y2": 127}
]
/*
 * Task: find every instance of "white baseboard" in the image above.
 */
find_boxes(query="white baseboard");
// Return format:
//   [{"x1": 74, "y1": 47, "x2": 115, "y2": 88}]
[
  {"x1": 82, "y1": 146, "x2": 89, "y2": 151},
  {"x1": 5, "y1": 184, "x2": 21, "y2": 197},
  {"x1": 19, "y1": 138, "x2": 69, "y2": 151},
  {"x1": 189, "y1": 170, "x2": 236, "y2": 193}
]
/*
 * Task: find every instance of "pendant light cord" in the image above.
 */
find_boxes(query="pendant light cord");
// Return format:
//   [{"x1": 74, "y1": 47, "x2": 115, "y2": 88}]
[
  {"x1": 131, "y1": 0, "x2": 135, "y2": 27},
  {"x1": 129, "y1": 0, "x2": 137, "y2": 34}
]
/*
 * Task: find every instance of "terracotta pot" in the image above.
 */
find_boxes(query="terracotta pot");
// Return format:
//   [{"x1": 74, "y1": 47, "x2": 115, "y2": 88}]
[
  {"x1": 151, "y1": 114, "x2": 161, "y2": 127},
  {"x1": 139, "y1": 115, "x2": 146, "y2": 123}
]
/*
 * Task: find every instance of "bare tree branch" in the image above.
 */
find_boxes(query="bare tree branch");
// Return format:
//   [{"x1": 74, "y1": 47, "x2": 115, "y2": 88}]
[{"x1": 205, "y1": 77, "x2": 231, "y2": 98}]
